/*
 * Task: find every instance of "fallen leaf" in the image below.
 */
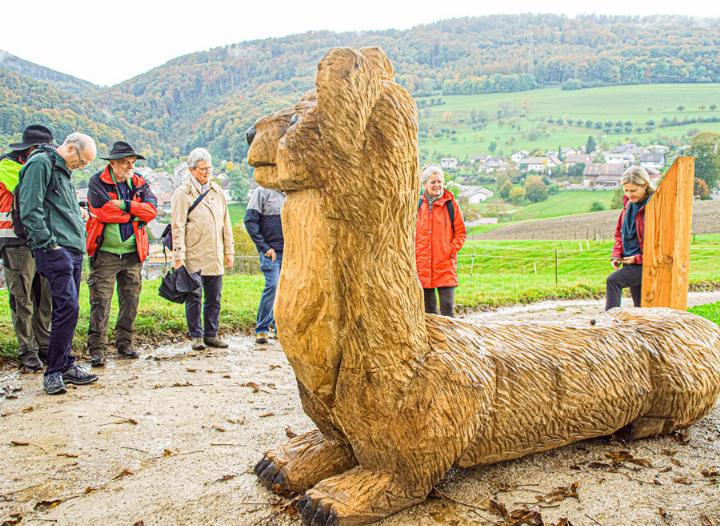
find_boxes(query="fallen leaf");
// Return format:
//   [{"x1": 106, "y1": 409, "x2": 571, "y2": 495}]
[
  {"x1": 700, "y1": 514, "x2": 713, "y2": 526},
  {"x1": 2, "y1": 512, "x2": 22, "y2": 525},
  {"x1": 672, "y1": 476, "x2": 691, "y2": 485},
  {"x1": 259, "y1": 412, "x2": 274, "y2": 418},
  {"x1": 672, "y1": 430, "x2": 690, "y2": 444},
  {"x1": 506, "y1": 506, "x2": 543, "y2": 525},
  {"x1": 21, "y1": 407, "x2": 34, "y2": 413},
  {"x1": 285, "y1": 426, "x2": 298, "y2": 439},
  {"x1": 162, "y1": 449, "x2": 175, "y2": 457},
  {"x1": 186, "y1": 368, "x2": 197, "y2": 373},
  {"x1": 701, "y1": 467, "x2": 719, "y2": 478},
  {"x1": 488, "y1": 498, "x2": 508, "y2": 518},
  {"x1": 133, "y1": 521, "x2": 145, "y2": 526},
  {"x1": 34, "y1": 499, "x2": 63, "y2": 511},
  {"x1": 171, "y1": 381, "x2": 192, "y2": 387},
  {"x1": 269, "y1": 364, "x2": 281, "y2": 370},
  {"x1": 215, "y1": 474, "x2": 235, "y2": 483},
  {"x1": 84, "y1": 486, "x2": 96, "y2": 494},
  {"x1": 660, "y1": 448, "x2": 677, "y2": 456},
  {"x1": 670, "y1": 458, "x2": 683, "y2": 467},
  {"x1": 552, "y1": 519, "x2": 573, "y2": 526},
  {"x1": 242, "y1": 382, "x2": 260, "y2": 393},
  {"x1": 212, "y1": 424, "x2": 226, "y2": 432},
  {"x1": 57, "y1": 453, "x2": 79, "y2": 458},
  {"x1": 10, "y1": 440, "x2": 29, "y2": 447},
  {"x1": 222, "y1": 375, "x2": 231, "y2": 379},
  {"x1": 538, "y1": 482, "x2": 579, "y2": 503},
  {"x1": 113, "y1": 468, "x2": 134, "y2": 480}
]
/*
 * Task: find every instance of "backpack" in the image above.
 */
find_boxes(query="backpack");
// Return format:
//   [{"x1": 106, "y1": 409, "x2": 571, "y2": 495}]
[
  {"x1": 11, "y1": 146, "x2": 57, "y2": 241},
  {"x1": 418, "y1": 196, "x2": 455, "y2": 234},
  {"x1": 160, "y1": 189, "x2": 210, "y2": 251}
]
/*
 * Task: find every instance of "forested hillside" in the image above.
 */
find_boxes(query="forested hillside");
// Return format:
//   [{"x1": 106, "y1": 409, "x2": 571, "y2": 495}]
[{"x1": 2, "y1": 14, "x2": 720, "y2": 163}]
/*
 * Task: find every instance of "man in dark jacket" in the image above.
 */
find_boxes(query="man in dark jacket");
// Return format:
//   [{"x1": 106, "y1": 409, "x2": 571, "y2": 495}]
[
  {"x1": 85, "y1": 141, "x2": 158, "y2": 366},
  {"x1": 0, "y1": 125, "x2": 53, "y2": 370},
  {"x1": 243, "y1": 186, "x2": 285, "y2": 344},
  {"x1": 19, "y1": 132, "x2": 98, "y2": 395}
]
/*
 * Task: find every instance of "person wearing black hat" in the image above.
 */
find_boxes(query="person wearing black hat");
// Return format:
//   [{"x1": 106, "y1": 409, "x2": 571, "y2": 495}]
[
  {"x1": 85, "y1": 141, "x2": 158, "y2": 366},
  {"x1": 0, "y1": 125, "x2": 54, "y2": 371},
  {"x1": 19, "y1": 132, "x2": 98, "y2": 395}
]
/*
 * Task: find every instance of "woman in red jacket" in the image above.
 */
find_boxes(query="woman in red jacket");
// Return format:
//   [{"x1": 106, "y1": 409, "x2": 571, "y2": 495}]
[
  {"x1": 415, "y1": 166, "x2": 466, "y2": 317},
  {"x1": 606, "y1": 166, "x2": 654, "y2": 310}
]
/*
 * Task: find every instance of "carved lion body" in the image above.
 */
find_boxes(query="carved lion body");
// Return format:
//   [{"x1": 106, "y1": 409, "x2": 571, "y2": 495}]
[{"x1": 248, "y1": 47, "x2": 720, "y2": 526}]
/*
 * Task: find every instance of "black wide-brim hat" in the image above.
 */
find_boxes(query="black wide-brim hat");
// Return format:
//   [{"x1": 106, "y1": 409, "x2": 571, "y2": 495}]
[
  {"x1": 101, "y1": 140, "x2": 146, "y2": 160},
  {"x1": 8, "y1": 124, "x2": 54, "y2": 150}
]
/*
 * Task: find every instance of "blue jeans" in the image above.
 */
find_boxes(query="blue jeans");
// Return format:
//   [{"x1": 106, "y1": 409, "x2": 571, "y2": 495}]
[
  {"x1": 33, "y1": 247, "x2": 83, "y2": 375},
  {"x1": 256, "y1": 252, "x2": 282, "y2": 333}
]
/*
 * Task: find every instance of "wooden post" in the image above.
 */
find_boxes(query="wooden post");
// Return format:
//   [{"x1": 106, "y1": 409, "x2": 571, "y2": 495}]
[{"x1": 641, "y1": 156, "x2": 694, "y2": 310}]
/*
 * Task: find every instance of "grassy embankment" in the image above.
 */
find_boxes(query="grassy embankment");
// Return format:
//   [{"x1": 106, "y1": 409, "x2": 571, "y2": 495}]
[
  {"x1": 2, "y1": 234, "x2": 719, "y2": 359},
  {"x1": 418, "y1": 84, "x2": 720, "y2": 159}
]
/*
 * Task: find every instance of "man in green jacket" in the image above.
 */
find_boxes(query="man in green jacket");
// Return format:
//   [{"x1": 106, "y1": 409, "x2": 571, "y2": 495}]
[
  {"x1": 0, "y1": 125, "x2": 53, "y2": 371},
  {"x1": 19, "y1": 132, "x2": 99, "y2": 395}
]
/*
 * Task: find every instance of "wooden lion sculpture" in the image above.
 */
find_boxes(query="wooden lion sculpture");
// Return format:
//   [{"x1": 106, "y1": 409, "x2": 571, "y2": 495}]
[{"x1": 247, "y1": 47, "x2": 720, "y2": 526}]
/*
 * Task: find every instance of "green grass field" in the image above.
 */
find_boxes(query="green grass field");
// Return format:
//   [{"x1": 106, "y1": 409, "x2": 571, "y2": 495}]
[
  {"x1": 418, "y1": 84, "x2": 720, "y2": 159},
  {"x1": 2, "y1": 234, "x2": 719, "y2": 359},
  {"x1": 467, "y1": 190, "x2": 614, "y2": 225}
]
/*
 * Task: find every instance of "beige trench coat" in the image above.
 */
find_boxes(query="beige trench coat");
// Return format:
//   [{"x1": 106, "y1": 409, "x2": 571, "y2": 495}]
[{"x1": 171, "y1": 179, "x2": 234, "y2": 276}]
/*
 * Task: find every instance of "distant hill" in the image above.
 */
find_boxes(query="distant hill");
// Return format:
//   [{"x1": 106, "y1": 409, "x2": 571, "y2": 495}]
[
  {"x1": 2, "y1": 14, "x2": 720, "y2": 163},
  {"x1": 0, "y1": 50, "x2": 97, "y2": 96}
]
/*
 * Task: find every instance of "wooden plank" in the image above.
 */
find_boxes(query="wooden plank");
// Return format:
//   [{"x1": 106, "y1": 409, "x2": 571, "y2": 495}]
[{"x1": 641, "y1": 156, "x2": 694, "y2": 309}]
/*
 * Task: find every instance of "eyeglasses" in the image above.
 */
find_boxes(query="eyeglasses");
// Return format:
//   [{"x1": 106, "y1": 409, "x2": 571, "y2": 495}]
[
  {"x1": 192, "y1": 166, "x2": 213, "y2": 174},
  {"x1": 75, "y1": 148, "x2": 90, "y2": 167}
]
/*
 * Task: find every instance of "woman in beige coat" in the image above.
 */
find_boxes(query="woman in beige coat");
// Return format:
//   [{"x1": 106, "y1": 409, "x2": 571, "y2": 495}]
[{"x1": 171, "y1": 148, "x2": 234, "y2": 350}]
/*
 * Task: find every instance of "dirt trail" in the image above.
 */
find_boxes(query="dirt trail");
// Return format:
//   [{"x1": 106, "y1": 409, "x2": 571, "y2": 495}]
[{"x1": 2, "y1": 294, "x2": 719, "y2": 526}]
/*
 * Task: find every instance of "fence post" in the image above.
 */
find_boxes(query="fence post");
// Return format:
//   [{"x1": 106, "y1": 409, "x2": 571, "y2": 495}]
[
  {"x1": 470, "y1": 255, "x2": 476, "y2": 276},
  {"x1": 554, "y1": 249, "x2": 559, "y2": 287}
]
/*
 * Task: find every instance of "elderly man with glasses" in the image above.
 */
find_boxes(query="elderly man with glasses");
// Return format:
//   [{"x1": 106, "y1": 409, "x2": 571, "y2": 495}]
[
  {"x1": 19, "y1": 132, "x2": 99, "y2": 395},
  {"x1": 171, "y1": 147, "x2": 235, "y2": 350}
]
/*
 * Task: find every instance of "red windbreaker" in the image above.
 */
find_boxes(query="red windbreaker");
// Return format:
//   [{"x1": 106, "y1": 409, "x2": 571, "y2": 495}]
[
  {"x1": 612, "y1": 196, "x2": 646, "y2": 265},
  {"x1": 415, "y1": 190, "x2": 466, "y2": 288},
  {"x1": 85, "y1": 167, "x2": 158, "y2": 262}
]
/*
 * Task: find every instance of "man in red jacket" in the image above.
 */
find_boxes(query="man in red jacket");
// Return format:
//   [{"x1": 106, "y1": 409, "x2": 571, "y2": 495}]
[{"x1": 85, "y1": 141, "x2": 158, "y2": 366}]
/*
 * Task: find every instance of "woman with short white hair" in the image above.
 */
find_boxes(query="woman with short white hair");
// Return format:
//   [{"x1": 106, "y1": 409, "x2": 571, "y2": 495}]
[
  {"x1": 171, "y1": 148, "x2": 235, "y2": 349},
  {"x1": 415, "y1": 165, "x2": 466, "y2": 317},
  {"x1": 606, "y1": 166, "x2": 654, "y2": 310}
]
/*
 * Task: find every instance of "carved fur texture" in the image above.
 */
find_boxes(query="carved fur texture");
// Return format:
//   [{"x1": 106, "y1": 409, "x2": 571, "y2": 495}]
[{"x1": 248, "y1": 47, "x2": 720, "y2": 526}]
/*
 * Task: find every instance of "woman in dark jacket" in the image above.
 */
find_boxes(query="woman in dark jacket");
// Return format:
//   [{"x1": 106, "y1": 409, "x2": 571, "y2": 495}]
[{"x1": 605, "y1": 166, "x2": 654, "y2": 310}]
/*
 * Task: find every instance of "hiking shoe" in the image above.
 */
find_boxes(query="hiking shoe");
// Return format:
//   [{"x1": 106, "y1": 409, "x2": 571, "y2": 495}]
[
  {"x1": 268, "y1": 328, "x2": 278, "y2": 340},
  {"x1": 255, "y1": 332, "x2": 269, "y2": 344},
  {"x1": 62, "y1": 365, "x2": 98, "y2": 386},
  {"x1": 204, "y1": 336, "x2": 228, "y2": 348},
  {"x1": 90, "y1": 355, "x2": 106, "y2": 368},
  {"x1": 191, "y1": 338, "x2": 206, "y2": 350},
  {"x1": 43, "y1": 372, "x2": 67, "y2": 395},
  {"x1": 20, "y1": 354, "x2": 43, "y2": 372},
  {"x1": 118, "y1": 347, "x2": 140, "y2": 359}
]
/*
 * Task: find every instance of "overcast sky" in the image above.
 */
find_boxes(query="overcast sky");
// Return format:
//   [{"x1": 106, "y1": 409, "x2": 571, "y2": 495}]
[{"x1": 2, "y1": 0, "x2": 719, "y2": 86}]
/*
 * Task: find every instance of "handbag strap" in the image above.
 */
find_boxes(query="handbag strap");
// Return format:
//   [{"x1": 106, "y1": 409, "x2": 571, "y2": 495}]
[{"x1": 187, "y1": 189, "x2": 210, "y2": 217}]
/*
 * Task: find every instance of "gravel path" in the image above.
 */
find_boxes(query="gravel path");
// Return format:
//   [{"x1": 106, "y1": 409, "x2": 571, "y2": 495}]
[{"x1": 1, "y1": 293, "x2": 719, "y2": 526}]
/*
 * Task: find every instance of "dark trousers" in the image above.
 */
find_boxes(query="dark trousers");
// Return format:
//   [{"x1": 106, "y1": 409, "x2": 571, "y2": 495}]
[
  {"x1": 33, "y1": 247, "x2": 83, "y2": 375},
  {"x1": 87, "y1": 251, "x2": 142, "y2": 357},
  {"x1": 423, "y1": 287, "x2": 456, "y2": 317},
  {"x1": 605, "y1": 264, "x2": 643, "y2": 311},
  {"x1": 1, "y1": 245, "x2": 52, "y2": 359},
  {"x1": 185, "y1": 275, "x2": 223, "y2": 338}
]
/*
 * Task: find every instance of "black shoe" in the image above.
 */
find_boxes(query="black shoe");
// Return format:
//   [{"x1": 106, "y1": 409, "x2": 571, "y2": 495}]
[
  {"x1": 20, "y1": 354, "x2": 43, "y2": 372},
  {"x1": 62, "y1": 365, "x2": 98, "y2": 385},
  {"x1": 90, "y1": 355, "x2": 106, "y2": 368},
  {"x1": 203, "y1": 336, "x2": 229, "y2": 348},
  {"x1": 255, "y1": 332, "x2": 269, "y2": 344},
  {"x1": 43, "y1": 372, "x2": 67, "y2": 395},
  {"x1": 117, "y1": 347, "x2": 139, "y2": 359}
]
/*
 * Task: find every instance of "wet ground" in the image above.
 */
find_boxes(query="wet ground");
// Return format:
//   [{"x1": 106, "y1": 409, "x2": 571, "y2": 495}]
[{"x1": 1, "y1": 294, "x2": 719, "y2": 526}]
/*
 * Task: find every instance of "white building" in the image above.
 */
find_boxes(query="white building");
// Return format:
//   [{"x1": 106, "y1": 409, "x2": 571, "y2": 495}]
[
  {"x1": 440, "y1": 158, "x2": 458, "y2": 169},
  {"x1": 460, "y1": 186, "x2": 494, "y2": 204}
]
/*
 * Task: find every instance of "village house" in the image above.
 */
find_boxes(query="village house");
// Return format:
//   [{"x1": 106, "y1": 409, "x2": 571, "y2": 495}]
[
  {"x1": 582, "y1": 163, "x2": 626, "y2": 187},
  {"x1": 639, "y1": 150, "x2": 666, "y2": 171},
  {"x1": 460, "y1": 185, "x2": 494, "y2": 204},
  {"x1": 563, "y1": 152, "x2": 592, "y2": 167},
  {"x1": 519, "y1": 156, "x2": 551, "y2": 174},
  {"x1": 477, "y1": 158, "x2": 513, "y2": 174},
  {"x1": 511, "y1": 151, "x2": 529, "y2": 164},
  {"x1": 440, "y1": 158, "x2": 458, "y2": 170}
]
